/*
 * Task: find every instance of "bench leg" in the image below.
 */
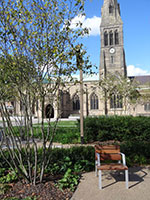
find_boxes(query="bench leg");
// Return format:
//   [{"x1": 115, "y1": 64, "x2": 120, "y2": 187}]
[
  {"x1": 125, "y1": 170, "x2": 129, "y2": 189},
  {"x1": 95, "y1": 161, "x2": 98, "y2": 177},
  {"x1": 99, "y1": 170, "x2": 102, "y2": 189}
]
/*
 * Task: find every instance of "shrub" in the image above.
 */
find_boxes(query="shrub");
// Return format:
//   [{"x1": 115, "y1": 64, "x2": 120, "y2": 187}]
[
  {"x1": 46, "y1": 146, "x2": 95, "y2": 175},
  {"x1": 83, "y1": 116, "x2": 150, "y2": 143},
  {"x1": 57, "y1": 168, "x2": 80, "y2": 191},
  {"x1": 31, "y1": 126, "x2": 80, "y2": 144},
  {"x1": 0, "y1": 169, "x2": 18, "y2": 184},
  {"x1": 53, "y1": 127, "x2": 80, "y2": 144},
  {"x1": 1, "y1": 143, "x2": 150, "y2": 193},
  {"x1": 120, "y1": 141, "x2": 150, "y2": 166}
]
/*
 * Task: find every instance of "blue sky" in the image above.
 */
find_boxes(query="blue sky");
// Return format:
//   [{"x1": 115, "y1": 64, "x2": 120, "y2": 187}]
[{"x1": 73, "y1": 0, "x2": 150, "y2": 77}]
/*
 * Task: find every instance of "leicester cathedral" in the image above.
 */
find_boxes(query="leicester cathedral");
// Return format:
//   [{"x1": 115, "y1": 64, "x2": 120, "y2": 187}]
[{"x1": 9, "y1": 0, "x2": 150, "y2": 119}]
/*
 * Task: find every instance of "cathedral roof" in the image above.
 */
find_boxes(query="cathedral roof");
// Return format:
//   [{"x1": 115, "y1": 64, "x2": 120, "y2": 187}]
[{"x1": 129, "y1": 75, "x2": 150, "y2": 85}]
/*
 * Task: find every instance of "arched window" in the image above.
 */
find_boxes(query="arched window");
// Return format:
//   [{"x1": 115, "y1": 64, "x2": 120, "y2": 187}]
[
  {"x1": 45, "y1": 104, "x2": 54, "y2": 118},
  {"x1": 109, "y1": 4, "x2": 113, "y2": 14},
  {"x1": 115, "y1": 30, "x2": 119, "y2": 45},
  {"x1": 90, "y1": 93, "x2": 99, "y2": 110},
  {"x1": 72, "y1": 94, "x2": 80, "y2": 110},
  {"x1": 110, "y1": 93, "x2": 123, "y2": 109},
  {"x1": 144, "y1": 103, "x2": 150, "y2": 111},
  {"x1": 104, "y1": 31, "x2": 108, "y2": 46},
  {"x1": 109, "y1": 31, "x2": 113, "y2": 45}
]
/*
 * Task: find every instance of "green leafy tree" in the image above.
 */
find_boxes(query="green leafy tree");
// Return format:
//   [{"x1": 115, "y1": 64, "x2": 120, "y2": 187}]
[
  {"x1": 0, "y1": 0, "x2": 91, "y2": 185},
  {"x1": 137, "y1": 81, "x2": 150, "y2": 111},
  {"x1": 99, "y1": 73, "x2": 139, "y2": 115}
]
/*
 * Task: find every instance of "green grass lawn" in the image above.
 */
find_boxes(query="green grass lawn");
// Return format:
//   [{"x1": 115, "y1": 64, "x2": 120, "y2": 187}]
[
  {"x1": 10, "y1": 121, "x2": 80, "y2": 144},
  {"x1": 35, "y1": 120, "x2": 78, "y2": 127}
]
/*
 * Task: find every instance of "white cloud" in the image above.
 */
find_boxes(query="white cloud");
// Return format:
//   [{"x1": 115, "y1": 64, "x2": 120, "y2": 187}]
[
  {"x1": 70, "y1": 15, "x2": 101, "y2": 36},
  {"x1": 71, "y1": 66, "x2": 150, "y2": 81},
  {"x1": 127, "y1": 65, "x2": 150, "y2": 76}
]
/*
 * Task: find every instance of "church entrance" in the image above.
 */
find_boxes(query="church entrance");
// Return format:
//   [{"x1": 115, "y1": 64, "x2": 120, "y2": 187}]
[{"x1": 45, "y1": 104, "x2": 54, "y2": 118}]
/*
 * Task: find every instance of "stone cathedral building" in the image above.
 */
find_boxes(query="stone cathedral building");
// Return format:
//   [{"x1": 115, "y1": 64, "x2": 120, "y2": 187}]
[{"x1": 11, "y1": 0, "x2": 150, "y2": 118}]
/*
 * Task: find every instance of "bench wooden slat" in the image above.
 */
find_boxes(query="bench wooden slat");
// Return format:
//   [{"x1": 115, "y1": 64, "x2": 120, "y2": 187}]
[
  {"x1": 95, "y1": 144, "x2": 129, "y2": 189},
  {"x1": 95, "y1": 145, "x2": 120, "y2": 149},
  {"x1": 96, "y1": 149, "x2": 120, "y2": 154},
  {"x1": 95, "y1": 145, "x2": 120, "y2": 154},
  {"x1": 100, "y1": 153, "x2": 121, "y2": 161},
  {"x1": 97, "y1": 163, "x2": 128, "y2": 171}
]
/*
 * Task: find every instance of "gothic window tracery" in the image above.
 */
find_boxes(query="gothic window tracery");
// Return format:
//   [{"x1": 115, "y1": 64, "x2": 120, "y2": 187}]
[
  {"x1": 104, "y1": 31, "x2": 108, "y2": 46},
  {"x1": 144, "y1": 103, "x2": 150, "y2": 111},
  {"x1": 115, "y1": 30, "x2": 119, "y2": 45},
  {"x1": 90, "y1": 93, "x2": 99, "y2": 110},
  {"x1": 109, "y1": 31, "x2": 113, "y2": 45},
  {"x1": 72, "y1": 93, "x2": 80, "y2": 110},
  {"x1": 110, "y1": 93, "x2": 123, "y2": 109}
]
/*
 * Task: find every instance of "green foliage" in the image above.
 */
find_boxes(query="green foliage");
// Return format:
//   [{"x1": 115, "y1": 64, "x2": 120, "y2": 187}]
[
  {"x1": 17, "y1": 125, "x2": 80, "y2": 144},
  {"x1": 0, "y1": 168, "x2": 5, "y2": 177},
  {"x1": 0, "y1": 151, "x2": 11, "y2": 169},
  {"x1": 57, "y1": 168, "x2": 80, "y2": 191},
  {"x1": 46, "y1": 146, "x2": 95, "y2": 175},
  {"x1": 53, "y1": 127, "x2": 80, "y2": 144},
  {"x1": 83, "y1": 116, "x2": 150, "y2": 143},
  {"x1": 0, "y1": 0, "x2": 92, "y2": 185},
  {"x1": 50, "y1": 121, "x2": 77, "y2": 126},
  {"x1": 0, "y1": 146, "x2": 94, "y2": 193},
  {"x1": 98, "y1": 73, "x2": 140, "y2": 115},
  {"x1": 120, "y1": 141, "x2": 150, "y2": 166},
  {"x1": 0, "y1": 143, "x2": 150, "y2": 194},
  {"x1": 0, "y1": 168, "x2": 18, "y2": 184}
]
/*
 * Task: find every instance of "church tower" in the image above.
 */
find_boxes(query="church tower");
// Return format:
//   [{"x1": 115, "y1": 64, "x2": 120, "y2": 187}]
[{"x1": 99, "y1": 0, "x2": 127, "y2": 78}]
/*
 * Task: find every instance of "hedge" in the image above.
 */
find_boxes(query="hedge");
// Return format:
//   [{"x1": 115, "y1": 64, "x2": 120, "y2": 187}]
[
  {"x1": 0, "y1": 143, "x2": 150, "y2": 179},
  {"x1": 83, "y1": 116, "x2": 150, "y2": 143},
  {"x1": 0, "y1": 146, "x2": 95, "y2": 177}
]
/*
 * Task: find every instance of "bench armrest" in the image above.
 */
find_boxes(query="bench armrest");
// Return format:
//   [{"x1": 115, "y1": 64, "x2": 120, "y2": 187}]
[
  {"x1": 120, "y1": 153, "x2": 127, "y2": 166},
  {"x1": 96, "y1": 152, "x2": 101, "y2": 166}
]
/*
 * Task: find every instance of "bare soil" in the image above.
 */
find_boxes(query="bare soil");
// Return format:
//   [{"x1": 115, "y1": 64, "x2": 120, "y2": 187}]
[{"x1": 0, "y1": 179, "x2": 73, "y2": 200}]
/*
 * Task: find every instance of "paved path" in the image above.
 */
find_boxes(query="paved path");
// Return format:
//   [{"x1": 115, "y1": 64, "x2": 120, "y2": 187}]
[{"x1": 71, "y1": 166, "x2": 150, "y2": 200}]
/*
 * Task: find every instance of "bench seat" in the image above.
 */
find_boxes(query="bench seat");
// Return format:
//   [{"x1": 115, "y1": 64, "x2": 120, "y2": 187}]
[{"x1": 97, "y1": 163, "x2": 128, "y2": 171}]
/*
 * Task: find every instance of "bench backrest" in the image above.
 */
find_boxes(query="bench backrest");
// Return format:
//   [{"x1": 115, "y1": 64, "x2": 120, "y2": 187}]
[{"x1": 95, "y1": 145, "x2": 121, "y2": 161}]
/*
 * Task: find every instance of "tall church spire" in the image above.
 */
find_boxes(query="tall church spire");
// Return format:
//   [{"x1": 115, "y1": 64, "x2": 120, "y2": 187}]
[
  {"x1": 101, "y1": 0, "x2": 122, "y2": 27},
  {"x1": 99, "y1": 0, "x2": 127, "y2": 78}
]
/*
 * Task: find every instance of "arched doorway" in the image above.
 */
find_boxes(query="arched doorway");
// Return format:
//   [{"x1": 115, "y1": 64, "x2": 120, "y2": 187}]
[{"x1": 45, "y1": 104, "x2": 54, "y2": 118}]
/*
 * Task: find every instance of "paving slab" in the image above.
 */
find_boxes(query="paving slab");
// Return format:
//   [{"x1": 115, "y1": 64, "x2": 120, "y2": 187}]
[{"x1": 71, "y1": 166, "x2": 150, "y2": 200}]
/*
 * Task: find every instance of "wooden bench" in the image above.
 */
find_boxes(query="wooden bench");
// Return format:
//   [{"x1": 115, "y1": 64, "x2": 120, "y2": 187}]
[{"x1": 95, "y1": 145, "x2": 129, "y2": 189}]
